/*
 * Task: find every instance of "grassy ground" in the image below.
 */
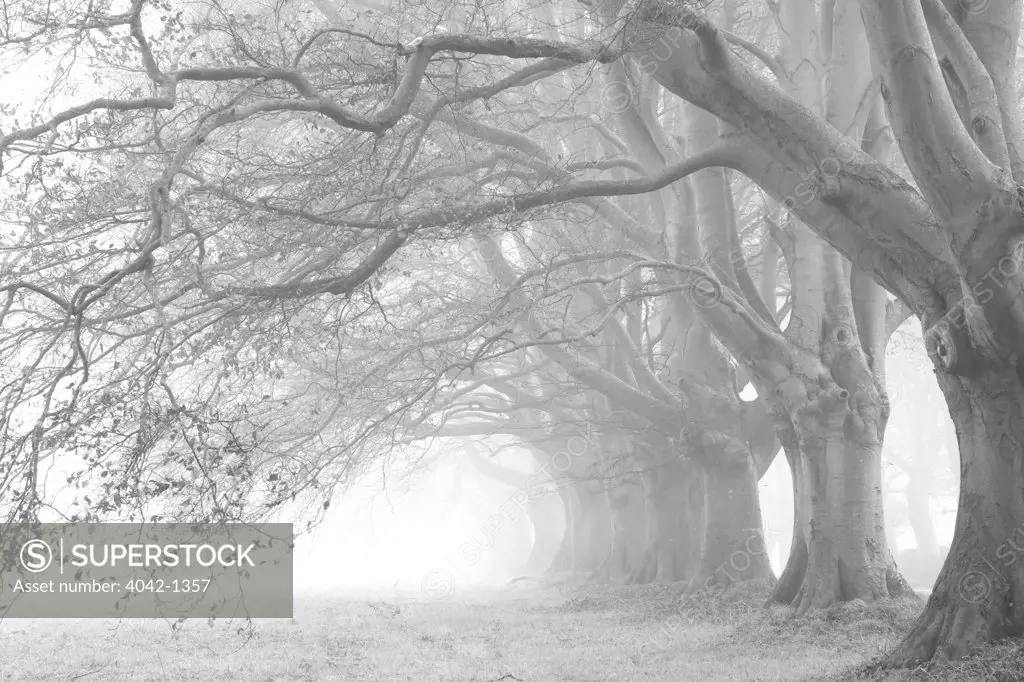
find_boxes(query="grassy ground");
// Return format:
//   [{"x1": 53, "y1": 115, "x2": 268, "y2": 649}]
[{"x1": 1, "y1": 580, "x2": 1022, "y2": 681}]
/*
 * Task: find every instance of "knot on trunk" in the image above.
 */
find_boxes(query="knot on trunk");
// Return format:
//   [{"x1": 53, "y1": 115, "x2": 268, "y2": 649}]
[
  {"x1": 793, "y1": 384, "x2": 849, "y2": 435},
  {"x1": 925, "y1": 319, "x2": 975, "y2": 375}
]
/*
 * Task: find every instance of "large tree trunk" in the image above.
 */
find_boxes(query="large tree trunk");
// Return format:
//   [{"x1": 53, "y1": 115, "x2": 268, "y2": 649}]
[
  {"x1": 548, "y1": 483, "x2": 614, "y2": 577},
  {"x1": 772, "y1": 381, "x2": 912, "y2": 613},
  {"x1": 606, "y1": 0, "x2": 1024, "y2": 665},
  {"x1": 632, "y1": 455, "x2": 701, "y2": 584},
  {"x1": 886, "y1": 369, "x2": 1024, "y2": 664},
  {"x1": 686, "y1": 453, "x2": 774, "y2": 595}
]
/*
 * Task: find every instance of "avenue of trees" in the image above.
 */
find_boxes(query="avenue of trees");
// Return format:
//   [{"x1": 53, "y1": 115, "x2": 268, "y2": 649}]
[{"x1": 0, "y1": 0, "x2": 1021, "y2": 669}]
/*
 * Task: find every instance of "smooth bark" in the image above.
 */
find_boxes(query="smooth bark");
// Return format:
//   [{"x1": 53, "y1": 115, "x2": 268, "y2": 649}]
[
  {"x1": 686, "y1": 455, "x2": 773, "y2": 594},
  {"x1": 887, "y1": 368, "x2": 1024, "y2": 663}
]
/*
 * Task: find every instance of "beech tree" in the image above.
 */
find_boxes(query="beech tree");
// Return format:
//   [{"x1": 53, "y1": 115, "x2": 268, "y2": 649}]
[
  {"x1": 0, "y1": 0, "x2": 635, "y2": 521},
  {"x1": 395, "y1": 61, "x2": 780, "y2": 583},
  {"x1": 683, "y1": 0, "x2": 918, "y2": 612},
  {"x1": 608, "y1": 0, "x2": 1024, "y2": 665},
  {"x1": 323, "y1": 0, "x2": 1024, "y2": 662},
  {"x1": 6, "y1": 0, "x2": 1024, "y2": 665}
]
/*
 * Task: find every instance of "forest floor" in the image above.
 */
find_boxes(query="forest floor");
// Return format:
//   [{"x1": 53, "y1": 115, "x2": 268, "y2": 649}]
[{"x1": 1, "y1": 580, "x2": 1022, "y2": 681}]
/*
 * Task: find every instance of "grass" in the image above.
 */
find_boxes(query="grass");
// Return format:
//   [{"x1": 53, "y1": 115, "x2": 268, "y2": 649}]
[{"x1": 1, "y1": 580, "x2": 1022, "y2": 681}]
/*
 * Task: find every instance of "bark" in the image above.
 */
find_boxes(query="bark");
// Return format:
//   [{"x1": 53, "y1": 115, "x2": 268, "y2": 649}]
[
  {"x1": 590, "y1": 0, "x2": 1024, "y2": 661},
  {"x1": 634, "y1": 5, "x2": 951, "y2": 303},
  {"x1": 633, "y1": 0, "x2": 916, "y2": 613},
  {"x1": 685, "y1": 454, "x2": 773, "y2": 595},
  {"x1": 788, "y1": 388, "x2": 912, "y2": 613},
  {"x1": 761, "y1": 326, "x2": 911, "y2": 610},
  {"x1": 632, "y1": 453, "x2": 701, "y2": 584},
  {"x1": 743, "y1": 396, "x2": 781, "y2": 478},
  {"x1": 856, "y1": 0, "x2": 1024, "y2": 663},
  {"x1": 673, "y1": 97, "x2": 911, "y2": 611},
  {"x1": 885, "y1": 368, "x2": 1024, "y2": 665}
]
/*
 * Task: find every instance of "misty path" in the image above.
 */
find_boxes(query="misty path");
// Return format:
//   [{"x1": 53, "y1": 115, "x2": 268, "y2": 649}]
[{"x1": 2, "y1": 583, "x2": 927, "y2": 681}]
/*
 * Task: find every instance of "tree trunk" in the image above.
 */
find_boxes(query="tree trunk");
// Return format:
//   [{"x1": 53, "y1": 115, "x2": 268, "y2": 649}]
[
  {"x1": 522, "y1": 489, "x2": 567, "y2": 576},
  {"x1": 632, "y1": 455, "x2": 701, "y2": 584},
  {"x1": 885, "y1": 369, "x2": 1024, "y2": 665},
  {"x1": 775, "y1": 385, "x2": 912, "y2": 614},
  {"x1": 604, "y1": 482, "x2": 647, "y2": 582},
  {"x1": 548, "y1": 484, "x2": 578, "y2": 575},
  {"x1": 686, "y1": 453, "x2": 774, "y2": 595},
  {"x1": 574, "y1": 486, "x2": 614, "y2": 575}
]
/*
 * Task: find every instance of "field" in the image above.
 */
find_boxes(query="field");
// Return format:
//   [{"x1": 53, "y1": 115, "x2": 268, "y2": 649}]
[{"x1": 2, "y1": 580, "x2": 1023, "y2": 681}]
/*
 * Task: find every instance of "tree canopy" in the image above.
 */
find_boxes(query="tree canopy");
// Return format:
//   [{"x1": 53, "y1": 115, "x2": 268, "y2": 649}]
[{"x1": 4, "y1": 0, "x2": 1024, "y2": 666}]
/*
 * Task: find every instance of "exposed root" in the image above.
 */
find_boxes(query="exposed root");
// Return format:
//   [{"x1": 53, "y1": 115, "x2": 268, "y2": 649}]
[{"x1": 881, "y1": 577, "x2": 1015, "y2": 667}]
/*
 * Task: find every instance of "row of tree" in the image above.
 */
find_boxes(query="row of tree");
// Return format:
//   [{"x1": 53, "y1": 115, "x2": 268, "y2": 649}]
[{"x1": 1, "y1": 0, "x2": 1022, "y2": 667}]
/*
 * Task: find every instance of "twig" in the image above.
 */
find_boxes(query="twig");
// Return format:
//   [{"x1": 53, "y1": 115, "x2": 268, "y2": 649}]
[{"x1": 67, "y1": 663, "x2": 110, "y2": 681}]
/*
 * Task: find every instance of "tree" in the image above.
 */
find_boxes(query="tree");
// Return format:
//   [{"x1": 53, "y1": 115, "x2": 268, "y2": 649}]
[
  {"x1": 0, "y1": 0, "x2": 633, "y2": 522},
  {"x1": 7, "y1": 0, "x2": 1024, "y2": 664},
  {"x1": 615, "y1": 0, "x2": 1024, "y2": 664}
]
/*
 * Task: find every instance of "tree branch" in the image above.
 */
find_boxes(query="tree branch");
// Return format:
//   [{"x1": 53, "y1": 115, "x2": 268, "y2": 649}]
[
  {"x1": 920, "y1": 0, "x2": 1009, "y2": 170},
  {"x1": 859, "y1": 0, "x2": 999, "y2": 224}
]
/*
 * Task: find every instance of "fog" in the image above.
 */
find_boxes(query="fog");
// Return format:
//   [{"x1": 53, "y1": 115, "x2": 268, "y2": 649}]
[
  {"x1": 2, "y1": 0, "x2": 1008, "y2": 677},
  {"x1": 296, "y1": 328, "x2": 960, "y2": 595}
]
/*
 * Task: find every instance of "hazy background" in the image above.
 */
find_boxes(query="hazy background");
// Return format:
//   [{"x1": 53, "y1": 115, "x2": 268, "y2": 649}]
[{"x1": 292, "y1": 319, "x2": 956, "y2": 595}]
